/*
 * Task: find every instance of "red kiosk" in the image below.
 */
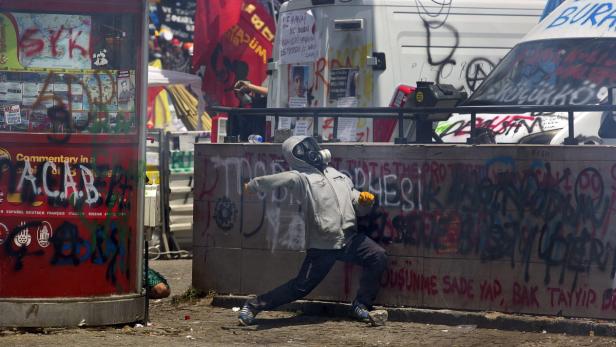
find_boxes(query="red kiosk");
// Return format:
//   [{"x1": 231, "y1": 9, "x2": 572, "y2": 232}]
[{"x1": 0, "y1": 0, "x2": 147, "y2": 326}]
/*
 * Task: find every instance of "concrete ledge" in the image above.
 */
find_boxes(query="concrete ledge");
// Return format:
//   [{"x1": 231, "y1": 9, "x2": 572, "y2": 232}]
[
  {"x1": 0, "y1": 295, "x2": 146, "y2": 328},
  {"x1": 212, "y1": 295, "x2": 616, "y2": 337}
]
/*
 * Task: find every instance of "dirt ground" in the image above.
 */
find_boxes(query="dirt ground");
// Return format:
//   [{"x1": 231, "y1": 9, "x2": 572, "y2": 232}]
[{"x1": 2, "y1": 259, "x2": 616, "y2": 347}]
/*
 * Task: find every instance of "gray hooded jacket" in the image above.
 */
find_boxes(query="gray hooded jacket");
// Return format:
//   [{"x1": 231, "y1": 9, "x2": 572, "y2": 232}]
[{"x1": 246, "y1": 136, "x2": 370, "y2": 250}]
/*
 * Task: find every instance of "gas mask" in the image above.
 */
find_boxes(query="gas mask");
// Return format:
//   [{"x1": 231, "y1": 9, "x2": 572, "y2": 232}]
[{"x1": 292, "y1": 137, "x2": 331, "y2": 170}]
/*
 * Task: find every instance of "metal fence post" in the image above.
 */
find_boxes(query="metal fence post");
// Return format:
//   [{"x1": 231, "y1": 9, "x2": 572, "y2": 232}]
[
  {"x1": 394, "y1": 111, "x2": 407, "y2": 144},
  {"x1": 467, "y1": 113, "x2": 477, "y2": 144},
  {"x1": 564, "y1": 111, "x2": 577, "y2": 145}
]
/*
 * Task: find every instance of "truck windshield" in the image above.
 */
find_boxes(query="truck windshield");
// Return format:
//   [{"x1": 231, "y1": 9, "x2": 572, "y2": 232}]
[{"x1": 466, "y1": 38, "x2": 616, "y2": 106}]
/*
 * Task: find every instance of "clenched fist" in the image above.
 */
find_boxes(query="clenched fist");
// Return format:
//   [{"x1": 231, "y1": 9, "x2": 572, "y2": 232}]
[{"x1": 358, "y1": 191, "x2": 375, "y2": 205}]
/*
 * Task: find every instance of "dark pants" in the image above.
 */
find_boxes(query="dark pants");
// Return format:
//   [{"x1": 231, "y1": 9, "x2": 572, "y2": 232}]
[{"x1": 247, "y1": 233, "x2": 388, "y2": 311}]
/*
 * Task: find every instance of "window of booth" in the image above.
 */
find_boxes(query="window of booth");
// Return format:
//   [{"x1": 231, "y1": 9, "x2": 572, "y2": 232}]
[{"x1": 0, "y1": 10, "x2": 139, "y2": 134}]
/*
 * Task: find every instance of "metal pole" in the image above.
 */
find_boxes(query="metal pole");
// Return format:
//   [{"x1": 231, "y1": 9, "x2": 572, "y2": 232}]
[
  {"x1": 564, "y1": 111, "x2": 576, "y2": 145},
  {"x1": 467, "y1": 113, "x2": 476, "y2": 144},
  {"x1": 143, "y1": 239, "x2": 149, "y2": 325},
  {"x1": 333, "y1": 116, "x2": 339, "y2": 141},
  {"x1": 313, "y1": 111, "x2": 319, "y2": 138},
  {"x1": 394, "y1": 111, "x2": 407, "y2": 144}
]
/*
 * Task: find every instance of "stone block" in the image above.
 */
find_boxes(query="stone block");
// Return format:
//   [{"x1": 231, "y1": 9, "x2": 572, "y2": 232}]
[
  {"x1": 192, "y1": 246, "x2": 241, "y2": 295},
  {"x1": 240, "y1": 248, "x2": 305, "y2": 295}
]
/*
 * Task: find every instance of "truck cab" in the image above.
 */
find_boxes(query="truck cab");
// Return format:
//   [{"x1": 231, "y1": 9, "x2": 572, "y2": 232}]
[{"x1": 456, "y1": 0, "x2": 616, "y2": 145}]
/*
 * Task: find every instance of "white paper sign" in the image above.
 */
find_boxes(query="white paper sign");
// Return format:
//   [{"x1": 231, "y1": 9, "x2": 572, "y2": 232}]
[
  {"x1": 338, "y1": 117, "x2": 358, "y2": 142},
  {"x1": 179, "y1": 134, "x2": 195, "y2": 151},
  {"x1": 289, "y1": 96, "x2": 307, "y2": 108},
  {"x1": 146, "y1": 152, "x2": 159, "y2": 166},
  {"x1": 278, "y1": 117, "x2": 292, "y2": 129},
  {"x1": 4, "y1": 105, "x2": 21, "y2": 125},
  {"x1": 337, "y1": 97, "x2": 358, "y2": 108},
  {"x1": 293, "y1": 119, "x2": 310, "y2": 136},
  {"x1": 279, "y1": 10, "x2": 319, "y2": 64}
]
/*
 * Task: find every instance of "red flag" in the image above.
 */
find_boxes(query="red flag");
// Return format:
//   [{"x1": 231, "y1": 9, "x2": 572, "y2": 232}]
[
  {"x1": 193, "y1": 0, "x2": 242, "y2": 72},
  {"x1": 193, "y1": 0, "x2": 275, "y2": 107}
]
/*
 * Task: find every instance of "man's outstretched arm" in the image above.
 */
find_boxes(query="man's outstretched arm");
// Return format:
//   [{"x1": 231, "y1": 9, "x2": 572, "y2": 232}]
[{"x1": 245, "y1": 171, "x2": 303, "y2": 194}]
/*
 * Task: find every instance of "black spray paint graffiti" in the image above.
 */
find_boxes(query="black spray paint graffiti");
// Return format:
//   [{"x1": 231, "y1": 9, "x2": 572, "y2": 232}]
[
  {"x1": 206, "y1": 154, "x2": 616, "y2": 296},
  {"x1": 465, "y1": 58, "x2": 496, "y2": 92},
  {"x1": 49, "y1": 221, "x2": 128, "y2": 285},
  {"x1": 423, "y1": 19, "x2": 495, "y2": 92},
  {"x1": 424, "y1": 19, "x2": 459, "y2": 86},
  {"x1": 437, "y1": 116, "x2": 545, "y2": 138},
  {"x1": 358, "y1": 161, "x2": 616, "y2": 290},
  {"x1": 416, "y1": 0, "x2": 453, "y2": 29},
  {"x1": 3, "y1": 221, "x2": 45, "y2": 271},
  {"x1": 239, "y1": 179, "x2": 267, "y2": 238},
  {"x1": 3, "y1": 220, "x2": 129, "y2": 286},
  {"x1": 30, "y1": 70, "x2": 127, "y2": 143},
  {"x1": 214, "y1": 196, "x2": 238, "y2": 231}
]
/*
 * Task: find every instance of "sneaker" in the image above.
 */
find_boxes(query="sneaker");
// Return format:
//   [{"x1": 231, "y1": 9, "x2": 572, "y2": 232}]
[
  {"x1": 238, "y1": 303, "x2": 259, "y2": 326},
  {"x1": 351, "y1": 301, "x2": 388, "y2": 327},
  {"x1": 351, "y1": 301, "x2": 370, "y2": 322}
]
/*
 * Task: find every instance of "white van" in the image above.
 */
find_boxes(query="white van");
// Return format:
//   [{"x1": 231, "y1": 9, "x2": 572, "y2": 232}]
[
  {"x1": 448, "y1": 0, "x2": 616, "y2": 144},
  {"x1": 266, "y1": 0, "x2": 544, "y2": 141}
]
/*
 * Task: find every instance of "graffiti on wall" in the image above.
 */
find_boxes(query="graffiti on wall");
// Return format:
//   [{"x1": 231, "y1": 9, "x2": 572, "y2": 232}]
[
  {"x1": 0, "y1": 144, "x2": 138, "y2": 295},
  {"x1": 195, "y1": 145, "x2": 616, "y2": 318}
]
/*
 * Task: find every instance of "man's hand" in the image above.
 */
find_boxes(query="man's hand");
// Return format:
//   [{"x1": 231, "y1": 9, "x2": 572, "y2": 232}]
[
  {"x1": 234, "y1": 80, "x2": 251, "y2": 93},
  {"x1": 358, "y1": 191, "x2": 375, "y2": 205}
]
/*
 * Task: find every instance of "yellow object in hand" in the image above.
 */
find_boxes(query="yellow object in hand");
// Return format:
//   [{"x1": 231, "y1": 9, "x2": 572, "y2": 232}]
[{"x1": 359, "y1": 191, "x2": 375, "y2": 205}]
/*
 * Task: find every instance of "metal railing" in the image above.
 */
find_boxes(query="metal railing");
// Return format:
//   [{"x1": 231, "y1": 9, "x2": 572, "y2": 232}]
[{"x1": 212, "y1": 99, "x2": 616, "y2": 145}]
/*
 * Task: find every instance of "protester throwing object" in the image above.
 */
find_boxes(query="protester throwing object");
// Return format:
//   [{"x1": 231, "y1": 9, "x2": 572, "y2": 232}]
[{"x1": 238, "y1": 136, "x2": 388, "y2": 326}]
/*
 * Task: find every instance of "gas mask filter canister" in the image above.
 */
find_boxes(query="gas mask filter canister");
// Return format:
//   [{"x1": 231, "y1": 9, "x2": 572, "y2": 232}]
[{"x1": 293, "y1": 138, "x2": 331, "y2": 169}]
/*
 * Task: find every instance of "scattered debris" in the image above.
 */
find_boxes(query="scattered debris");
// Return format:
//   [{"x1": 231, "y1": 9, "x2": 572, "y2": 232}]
[{"x1": 171, "y1": 287, "x2": 207, "y2": 306}]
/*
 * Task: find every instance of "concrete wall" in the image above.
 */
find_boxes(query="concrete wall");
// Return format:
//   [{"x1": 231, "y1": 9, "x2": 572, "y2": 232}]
[{"x1": 193, "y1": 143, "x2": 616, "y2": 319}]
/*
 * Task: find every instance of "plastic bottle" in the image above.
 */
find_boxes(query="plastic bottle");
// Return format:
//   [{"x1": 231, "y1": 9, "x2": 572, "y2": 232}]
[{"x1": 248, "y1": 134, "x2": 264, "y2": 143}]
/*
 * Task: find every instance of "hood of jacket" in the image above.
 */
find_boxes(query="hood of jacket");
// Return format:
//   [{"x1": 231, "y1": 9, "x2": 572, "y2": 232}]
[{"x1": 282, "y1": 136, "x2": 320, "y2": 173}]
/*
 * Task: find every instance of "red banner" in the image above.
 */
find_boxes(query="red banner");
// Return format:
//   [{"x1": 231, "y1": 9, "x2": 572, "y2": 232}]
[{"x1": 193, "y1": 0, "x2": 275, "y2": 107}]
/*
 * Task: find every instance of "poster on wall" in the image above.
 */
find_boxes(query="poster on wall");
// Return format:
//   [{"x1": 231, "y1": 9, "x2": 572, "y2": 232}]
[
  {"x1": 4, "y1": 105, "x2": 21, "y2": 125},
  {"x1": 288, "y1": 65, "x2": 309, "y2": 107},
  {"x1": 278, "y1": 9, "x2": 319, "y2": 65},
  {"x1": 0, "y1": 12, "x2": 137, "y2": 133},
  {"x1": 117, "y1": 70, "x2": 136, "y2": 111},
  {"x1": 329, "y1": 68, "x2": 359, "y2": 100}
]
